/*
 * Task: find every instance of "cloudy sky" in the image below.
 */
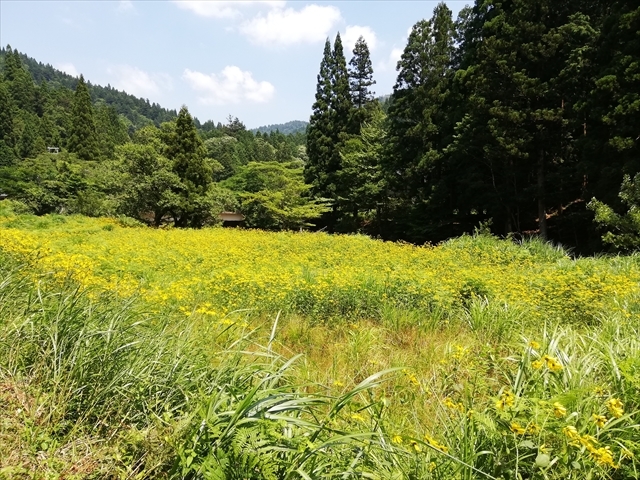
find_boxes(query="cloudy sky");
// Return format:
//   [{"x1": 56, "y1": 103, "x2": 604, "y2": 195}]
[{"x1": 1, "y1": 1, "x2": 467, "y2": 128}]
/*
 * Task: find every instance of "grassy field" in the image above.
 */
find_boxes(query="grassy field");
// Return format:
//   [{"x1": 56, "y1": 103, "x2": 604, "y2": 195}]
[{"x1": 1, "y1": 204, "x2": 639, "y2": 479}]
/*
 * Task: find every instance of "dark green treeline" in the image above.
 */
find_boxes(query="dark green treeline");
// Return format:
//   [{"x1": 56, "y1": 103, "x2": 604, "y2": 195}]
[{"x1": 306, "y1": 0, "x2": 639, "y2": 254}]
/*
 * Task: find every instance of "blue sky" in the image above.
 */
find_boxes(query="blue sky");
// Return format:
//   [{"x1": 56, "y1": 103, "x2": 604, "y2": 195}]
[{"x1": 1, "y1": 1, "x2": 467, "y2": 128}]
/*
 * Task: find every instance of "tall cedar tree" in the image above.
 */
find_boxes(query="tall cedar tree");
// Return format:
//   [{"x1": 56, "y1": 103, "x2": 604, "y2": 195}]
[
  {"x1": 385, "y1": 3, "x2": 455, "y2": 242},
  {"x1": 68, "y1": 75, "x2": 99, "y2": 160},
  {"x1": 305, "y1": 39, "x2": 333, "y2": 197},
  {"x1": 305, "y1": 35, "x2": 354, "y2": 231},
  {"x1": 165, "y1": 106, "x2": 212, "y2": 227},
  {"x1": 348, "y1": 36, "x2": 376, "y2": 132},
  {"x1": 328, "y1": 33, "x2": 353, "y2": 230}
]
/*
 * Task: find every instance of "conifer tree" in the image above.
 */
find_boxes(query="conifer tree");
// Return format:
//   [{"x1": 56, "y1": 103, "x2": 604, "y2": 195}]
[
  {"x1": 348, "y1": 36, "x2": 376, "y2": 132},
  {"x1": 385, "y1": 3, "x2": 456, "y2": 240},
  {"x1": 0, "y1": 82, "x2": 17, "y2": 165},
  {"x1": 163, "y1": 106, "x2": 212, "y2": 227},
  {"x1": 305, "y1": 39, "x2": 334, "y2": 200},
  {"x1": 330, "y1": 33, "x2": 352, "y2": 138},
  {"x1": 168, "y1": 106, "x2": 210, "y2": 190},
  {"x1": 349, "y1": 36, "x2": 375, "y2": 109},
  {"x1": 68, "y1": 75, "x2": 99, "y2": 160},
  {"x1": 4, "y1": 48, "x2": 36, "y2": 113}
]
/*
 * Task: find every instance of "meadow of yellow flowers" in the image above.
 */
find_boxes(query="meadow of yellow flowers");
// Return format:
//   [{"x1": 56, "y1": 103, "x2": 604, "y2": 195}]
[
  {"x1": 1, "y1": 213, "x2": 639, "y2": 325},
  {"x1": 1, "y1": 212, "x2": 639, "y2": 478}
]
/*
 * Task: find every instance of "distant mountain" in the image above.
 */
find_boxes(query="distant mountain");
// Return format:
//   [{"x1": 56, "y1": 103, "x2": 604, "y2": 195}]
[
  {"x1": 0, "y1": 46, "x2": 178, "y2": 129},
  {"x1": 252, "y1": 120, "x2": 309, "y2": 135}
]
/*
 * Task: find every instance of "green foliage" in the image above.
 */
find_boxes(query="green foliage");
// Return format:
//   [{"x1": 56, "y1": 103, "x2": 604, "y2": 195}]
[
  {"x1": 163, "y1": 106, "x2": 214, "y2": 227},
  {"x1": 224, "y1": 161, "x2": 329, "y2": 230},
  {"x1": 589, "y1": 173, "x2": 640, "y2": 252},
  {"x1": 67, "y1": 75, "x2": 99, "y2": 160},
  {"x1": 251, "y1": 120, "x2": 308, "y2": 135}
]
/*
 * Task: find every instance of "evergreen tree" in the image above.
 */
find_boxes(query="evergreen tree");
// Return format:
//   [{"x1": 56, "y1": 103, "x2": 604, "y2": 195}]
[
  {"x1": 95, "y1": 104, "x2": 129, "y2": 159},
  {"x1": 330, "y1": 33, "x2": 352, "y2": 138},
  {"x1": 305, "y1": 39, "x2": 334, "y2": 203},
  {"x1": 385, "y1": 3, "x2": 456, "y2": 241},
  {"x1": 163, "y1": 106, "x2": 213, "y2": 227},
  {"x1": 446, "y1": 0, "x2": 605, "y2": 244},
  {"x1": 68, "y1": 75, "x2": 99, "y2": 160},
  {"x1": 348, "y1": 36, "x2": 376, "y2": 132},
  {"x1": 583, "y1": 0, "x2": 640, "y2": 206},
  {"x1": 349, "y1": 36, "x2": 375, "y2": 109},
  {"x1": 3, "y1": 46, "x2": 36, "y2": 113},
  {"x1": 0, "y1": 81, "x2": 17, "y2": 165},
  {"x1": 339, "y1": 103, "x2": 387, "y2": 234}
]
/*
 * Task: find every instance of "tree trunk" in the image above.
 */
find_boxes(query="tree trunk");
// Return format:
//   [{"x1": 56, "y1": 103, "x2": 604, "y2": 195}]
[{"x1": 537, "y1": 146, "x2": 548, "y2": 240}]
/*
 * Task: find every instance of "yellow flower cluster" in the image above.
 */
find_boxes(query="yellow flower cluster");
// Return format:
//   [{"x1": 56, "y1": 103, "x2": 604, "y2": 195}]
[
  {"x1": 2, "y1": 218, "x2": 639, "y2": 325},
  {"x1": 495, "y1": 390, "x2": 516, "y2": 410},
  {"x1": 563, "y1": 425, "x2": 617, "y2": 469},
  {"x1": 606, "y1": 398, "x2": 624, "y2": 418},
  {"x1": 443, "y1": 397, "x2": 465, "y2": 413},
  {"x1": 553, "y1": 402, "x2": 567, "y2": 418}
]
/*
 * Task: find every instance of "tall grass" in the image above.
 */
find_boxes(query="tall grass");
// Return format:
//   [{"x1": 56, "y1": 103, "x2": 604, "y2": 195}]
[{"x1": 0, "y1": 258, "x2": 409, "y2": 478}]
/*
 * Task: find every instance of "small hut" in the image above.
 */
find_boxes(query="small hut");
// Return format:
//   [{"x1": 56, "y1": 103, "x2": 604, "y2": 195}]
[{"x1": 218, "y1": 211, "x2": 245, "y2": 228}]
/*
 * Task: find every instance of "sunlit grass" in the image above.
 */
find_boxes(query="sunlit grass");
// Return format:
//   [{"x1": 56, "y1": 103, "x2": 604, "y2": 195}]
[{"x1": 1, "y1": 210, "x2": 639, "y2": 478}]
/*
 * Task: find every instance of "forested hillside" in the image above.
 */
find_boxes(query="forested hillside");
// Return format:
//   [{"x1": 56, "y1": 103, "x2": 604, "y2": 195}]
[
  {"x1": 0, "y1": 47, "x2": 178, "y2": 130},
  {"x1": 1, "y1": 0, "x2": 638, "y2": 254},
  {"x1": 0, "y1": 46, "x2": 314, "y2": 229},
  {"x1": 305, "y1": 0, "x2": 639, "y2": 254},
  {"x1": 252, "y1": 120, "x2": 309, "y2": 135}
]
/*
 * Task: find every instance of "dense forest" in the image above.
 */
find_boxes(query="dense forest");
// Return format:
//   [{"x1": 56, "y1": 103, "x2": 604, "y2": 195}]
[
  {"x1": 1, "y1": 0, "x2": 639, "y2": 254},
  {"x1": 305, "y1": 0, "x2": 639, "y2": 254}
]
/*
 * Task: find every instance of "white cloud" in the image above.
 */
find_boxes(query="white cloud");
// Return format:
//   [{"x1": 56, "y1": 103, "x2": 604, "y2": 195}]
[
  {"x1": 117, "y1": 0, "x2": 134, "y2": 12},
  {"x1": 107, "y1": 65, "x2": 173, "y2": 98},
  {"x1": 377, "y1": 47, "x2": 404, "y2": 73},
  {"x1": 343, "y1": 25, "x2": 378, "y2": 53},
  {"x1": 55, "y1": 62, "x2": 79, "y2": 77},
  {"x1": 173, "y1": 1, "x2": 285, "y2": 19},
  {"x1": 239, "y1": 4, "x2": 342, "y2": 46},
  {"x1": 183, "y1": 66, "x2": 275, "y2": 105}
]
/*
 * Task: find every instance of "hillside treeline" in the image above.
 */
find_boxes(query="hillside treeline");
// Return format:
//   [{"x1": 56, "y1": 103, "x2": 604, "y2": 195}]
[
  {"x1": 306, "y1": 0, "x2": 639, "y2": 254},
  {"x1": 0, "y1": 47, "x2": 315, "y2": 229}
]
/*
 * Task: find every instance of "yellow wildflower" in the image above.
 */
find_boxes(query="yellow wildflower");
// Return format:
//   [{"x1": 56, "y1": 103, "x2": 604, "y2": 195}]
[
  {"x1": 452, "y1": 345, "x2": 468, "y2": 360},
  {"x1": 606, "y1": 398, "x2": 624, "y2": 418},
  {"x1": 510, "y1": 422, "x2": 527, "y2": 435},
  {"x1": 592, "y1": 414, "x2": 607, "y2": 428},
  {"x1": 553, "y1": 402, "x2": 567, "y2": 418},
  {"x1": 532, "y1": 359, "x2": 544, "y2": 370},
  {"x1": 580, "y1": 434, "x2": 598, "y2": 450},
  {"x1": 563, "y1": 425, "x2": 580, "y2": 442},
  {"x1": 495, "y1": 390, "x2": 515, "y2": 410},
  {"x1": 528, "y1": 340, "x2": 541, "y2": 350},
  {"x1": 542, "y1": 355, "x2": 563, "y2": 372},
  {"x1": 391, "y1": 435, "x2": 403, "y2": 444},
  {"x1": 443, "y1": 397, "x2": 465, "y2": 413},
  {"x1": 424, "y1": 433, "x2": 448, "y2": 453},
  {"x1": 410, "y1": 440, "x2": 422, "y2": 453},
  {"x1": 527, "y1": 423, "x2": 541, "y2": 435},
  {"x1": 590, "y1": 446, "x2": 617, "y2": 469}
]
